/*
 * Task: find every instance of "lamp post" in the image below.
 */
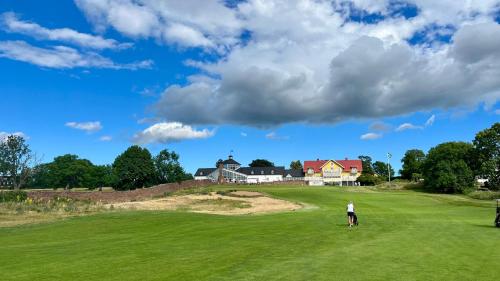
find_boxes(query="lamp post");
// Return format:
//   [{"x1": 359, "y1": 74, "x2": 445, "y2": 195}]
[{"x1": 387, "y1": 152, "x2": 392, "y2": 183}]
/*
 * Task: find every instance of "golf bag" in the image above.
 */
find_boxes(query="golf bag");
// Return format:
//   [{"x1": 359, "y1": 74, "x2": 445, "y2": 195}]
[
  {"x1": 353, "y1": 213, "x2": 359, "y2": 226},
  {"x1": 495, "y1": 207, "x2": 500, "y2": 228}
]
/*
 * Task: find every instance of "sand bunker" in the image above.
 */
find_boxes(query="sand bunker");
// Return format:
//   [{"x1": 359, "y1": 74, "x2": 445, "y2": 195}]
[{"x1": 109, "y1": 192, "x2": 302, "y2": 215}]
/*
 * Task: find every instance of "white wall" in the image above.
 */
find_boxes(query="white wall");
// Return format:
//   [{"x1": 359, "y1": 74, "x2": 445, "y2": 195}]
[{"x1": 246, "y1": 175, "x2": 283, "y2": 183}]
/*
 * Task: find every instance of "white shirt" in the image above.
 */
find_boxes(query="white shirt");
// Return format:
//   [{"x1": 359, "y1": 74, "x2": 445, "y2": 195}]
[{"x1": 347, "y1": 203, "x2": 354, "y2": 212}]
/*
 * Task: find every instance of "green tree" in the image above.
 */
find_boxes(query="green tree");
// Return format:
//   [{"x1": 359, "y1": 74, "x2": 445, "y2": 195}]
[
  {"x1": 373, "y1": 161, "x2": 395, "y2": 180},
  {"x1": 422, "y1": 142, "x2": 475, "y2": 193},
  {"x1": 113, "y1": 146, "x2": 156, "y2": 190},
  {"x1": 473, "y1": 123, "x2": 499, "y2": 190},
  {"x1": 215, "y1": 159, "x2": 224, "y2": 168},
  {"x1": 358, "y1": 155, "x2": 374, "y2": 175},
  {"x1": 249, "y1": 159, "x2": 274, "y2": 167},
  {"x1": 92, "y1": 165, "x2": 117, "y2": 190},
  {"x1": 46, "y1": 154, "x2": 95, "y2": 189},
  {"x1": 357, "y1": 173, "x2": 383, "y2": 186},
  {"x1": 400, "y1": 149, "x2": 426, "y2": 180},
  {"x1": 29, "y1": 163, "x2": 51, "y2": 188},
  {"x1": 154, "y1": 149, "x2": 190, "y2": 184},
  {"x1": 289, "y1": 160, "x2": 303, "y2": 170},
  {"x1": 0, "y1": 135, "x2": 37, "y2": 189}
]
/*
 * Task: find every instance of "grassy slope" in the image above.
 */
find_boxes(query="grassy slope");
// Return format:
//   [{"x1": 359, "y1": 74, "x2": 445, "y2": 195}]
[{"x1": 0, "y1": 186, "x2": 498, "y2": 281}]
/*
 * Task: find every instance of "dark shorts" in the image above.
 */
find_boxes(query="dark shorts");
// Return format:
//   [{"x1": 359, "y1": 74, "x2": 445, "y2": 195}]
[{"x1": 347, "y1": 212, "x2": 354, "y2": 218}]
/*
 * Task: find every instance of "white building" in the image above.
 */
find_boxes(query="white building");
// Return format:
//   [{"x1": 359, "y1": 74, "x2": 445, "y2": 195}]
[{"x1": 194, "y1": 155, "x2": 304, "y2": 183}]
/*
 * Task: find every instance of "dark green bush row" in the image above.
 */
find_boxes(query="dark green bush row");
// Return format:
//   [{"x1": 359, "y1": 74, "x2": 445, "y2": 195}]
[
  {"x1": 467, "y1": 191, "x2": 500, "y2": 200},
  {"x1": 0, "y1": 190, "x2": 28, "y2": 202}
]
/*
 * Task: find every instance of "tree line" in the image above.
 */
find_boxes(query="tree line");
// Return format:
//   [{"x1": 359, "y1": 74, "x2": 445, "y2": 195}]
[
  {"x1": 0, "y1": 139, "x2": 192, "y2": 190},
  {"x1": 358, "y1": 122, "x2": 499, "y2": 193},
  {"x1": 1, "y1": 122, "x2": 497, "y2": 193}
]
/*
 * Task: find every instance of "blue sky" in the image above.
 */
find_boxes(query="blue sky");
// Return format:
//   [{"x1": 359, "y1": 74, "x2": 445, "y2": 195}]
[{"x1": 0, "y1": 0, "x2": 499, "y2": 174}]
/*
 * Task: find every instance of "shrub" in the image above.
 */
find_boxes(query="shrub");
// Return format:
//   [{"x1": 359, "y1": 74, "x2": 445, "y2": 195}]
[
  {"x1": 357, "y1": 174, "x2": 383, "y2": 186},
  {"x1": 0, "y1": 190, "x2": 28, "y2": 202},
  {"x1": 467, "y1": 191, "x2": 500, "y2": 200}
]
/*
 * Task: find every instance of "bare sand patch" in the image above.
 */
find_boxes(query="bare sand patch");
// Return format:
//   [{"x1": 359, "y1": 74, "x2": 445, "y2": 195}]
[
  {"x1": 109, "y1": 192, "x2": 302, "y2": 215},
  {"x1": 228, "y1": 191, "x2": 264, "y2": 197}
]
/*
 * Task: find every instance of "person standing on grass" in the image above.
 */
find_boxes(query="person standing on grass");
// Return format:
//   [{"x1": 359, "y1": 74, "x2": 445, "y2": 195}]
[{"x1": 347, "y1": 201, "x2": 355, "y2": 227}]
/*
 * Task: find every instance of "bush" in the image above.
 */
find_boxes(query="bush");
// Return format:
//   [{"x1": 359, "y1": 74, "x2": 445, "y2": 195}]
[
  {"x1": 0, "y1": 190, "x2": 28, "y2": 202},
  {"x1": 467, "y1": 191, "x2": 500, "y2": 200},
  {"x1": 357, "y1": 174, "x2": 383, "y2": 186}
]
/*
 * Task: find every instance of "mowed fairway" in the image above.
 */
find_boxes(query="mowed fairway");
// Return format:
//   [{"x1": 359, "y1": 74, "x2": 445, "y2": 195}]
[{"x1": 0, "y1": 186, "x2": 499, "y2": 281}]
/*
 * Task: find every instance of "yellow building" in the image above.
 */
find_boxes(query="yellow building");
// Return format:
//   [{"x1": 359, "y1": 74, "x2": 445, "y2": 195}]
[{"x1": 303, "y1": 159, "x2": 362, "y2": 186}]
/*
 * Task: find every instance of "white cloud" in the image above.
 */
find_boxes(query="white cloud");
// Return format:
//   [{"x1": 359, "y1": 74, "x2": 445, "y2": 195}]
[
  {"x1": 75, "y1": 0, "x2": 241, "y2": 50},
  {"x1": 133, "y1": 122, "x2": 214, "y2": 144},
  {"x1": 150, "y1": 1, "x2": 500, "y2": 127},
  {"x1": 0, "y1": 40, "x2": 153, "y2": 69},
  {"x1": 1, "y1": 12, "x2": 131, "y2": 49},
  {"x1": 240, "y1": 132, "x2": 247, "y2": 137},
  {"x1": 99, "y1": 135, "x2": 112, "y2": 141},
  {"x1": 65, "y1": 121, "x2": 102, "y2": 133},
  {"x1": 265, "y1": 131, "x2": 289, "y2": 140},
  {"x1": 425, "y1": 114, "x2": 436, "y2": 126},
  {"x1": 0, "y1": 131, "x2": 27, "y2": 142},
  {"x1": 370, "y1": 121, "x2": 391, "y2": 131},
  {"x1": 396, "y1": 123, "x2": 423, "y2": 132},
  {"x1": 360, "y1": 133, "x2": 382, "y2": 140}
]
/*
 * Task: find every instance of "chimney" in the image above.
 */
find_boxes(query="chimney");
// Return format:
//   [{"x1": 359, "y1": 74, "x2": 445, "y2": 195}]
[{"x1": 345, "y1": 157, "x2": 348, "y2": 160}]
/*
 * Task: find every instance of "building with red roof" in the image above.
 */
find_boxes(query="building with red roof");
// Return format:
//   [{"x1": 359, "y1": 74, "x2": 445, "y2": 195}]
[{"x1": 303, "y1": 158, "x2": 362, "y2": 186}]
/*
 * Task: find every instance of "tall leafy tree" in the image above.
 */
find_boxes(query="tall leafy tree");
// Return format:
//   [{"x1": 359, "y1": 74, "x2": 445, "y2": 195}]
[
  {"x1": 400, "y1": 149, "x2": 426, "y2": 180},
  {"x1": 373, "y1": 161, "x2": 395, "y2": 180},
  {"x1": 473, "y1": 122, "x2": 499, "y2": 190},
  {"x1": 113, "y1": 146, "x2": 156, "y2": 190},
  {"x1": 46, "y1": 154, "x2": 95, "y2": 189},
  {"x1": 92, "y1": 165, "x2": 117, "y2": 189},
  {"x1": 249, "y1": 159, "x2": 275, "y2": 167},
  {"x1": 0, "y1": 135, "x2": 37, "y2": 190},
  {"x1": 154, "y1": 149, "x2": 191, "y2": 184},
  {"x1": 289, "y1": 160, "x2": 303, "y2": 170},
  {"x1": 422, "y1": 142, "x2": 475, "y2": 193},
  {"x1": 358, "y1": 155, "x2": 374, "y2": 175}
]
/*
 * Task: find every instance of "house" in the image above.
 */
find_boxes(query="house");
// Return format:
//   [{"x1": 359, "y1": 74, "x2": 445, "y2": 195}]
[
  {"x1": 303, "y1": 158, "x2": 362, "y2": 186},
  {"x1": 284, "y1": 169, "x2": 306, "y2": 181},
  {"x1": 0, "y1": 176, "x2": 13, "y2": 188},
  {"x1": 194, "y1": 155, "x2": 304, "y2": 183},
  {"x1": 238, "y1": 166, "x2": 286, "y2": 183}
]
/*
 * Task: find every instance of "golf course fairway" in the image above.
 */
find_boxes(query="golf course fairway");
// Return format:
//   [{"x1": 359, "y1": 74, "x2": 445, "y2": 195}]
[{"x1": 0, "y1": 185, "x2": 498, "y2": 281}]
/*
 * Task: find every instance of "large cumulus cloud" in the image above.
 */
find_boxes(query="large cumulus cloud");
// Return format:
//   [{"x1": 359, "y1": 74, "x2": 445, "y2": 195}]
[{"x1": 76, "y1": 0, "x2": 500, "y2": 126}]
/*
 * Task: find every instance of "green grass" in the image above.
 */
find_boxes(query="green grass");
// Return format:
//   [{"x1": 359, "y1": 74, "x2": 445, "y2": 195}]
[{"x1": 0, "y1": 185, "x2": 499, "y2": 281}]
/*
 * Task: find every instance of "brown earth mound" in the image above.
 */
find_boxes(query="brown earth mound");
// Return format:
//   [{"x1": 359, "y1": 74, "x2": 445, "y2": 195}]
[{"x1": 109, "y1": 192, "x2": 302, "y2": 215}]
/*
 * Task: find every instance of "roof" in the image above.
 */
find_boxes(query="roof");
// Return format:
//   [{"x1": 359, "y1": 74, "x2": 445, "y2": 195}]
[
  {"x1": 303, "y1": 160, "x2": 328, "y2": 173},
  {"x1": 336, "y1": 160, "x2": 363, "y2": 173},
  {"x1": 237, "y1": 166, "x2": 285, "y2": 176},
  {"x1": 303, "y1": 159, "x2": 363, "y2": 173},
  {"x1": 284, "y1": 169, "x2": 305, "y2": 178},
  {"x1": 222, "y1": 158, "x2": 240, "y2": 165},
  {"x1": 194, "y1": 168, "x2": 217, "y2": 177}
]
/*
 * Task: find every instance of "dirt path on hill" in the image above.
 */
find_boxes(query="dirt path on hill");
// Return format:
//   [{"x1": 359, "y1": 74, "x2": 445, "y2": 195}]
[{"x1": 108, "y1": 192, "x2": 302, "y2": 215}]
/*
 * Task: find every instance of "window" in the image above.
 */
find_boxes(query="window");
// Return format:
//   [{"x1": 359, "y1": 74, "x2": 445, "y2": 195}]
[
  {"x1": 200, "y1": 172, "x2": 204, "y2": 175},
  {"x1": 261, "y1": 170, "x2": 264, "y2": 175},
  {"x1": 271, "y1": 170, "x2": 274, "y2": 175},
  {"x1": 251, "y1": 170, "x2": 254, "y2": 175}
]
